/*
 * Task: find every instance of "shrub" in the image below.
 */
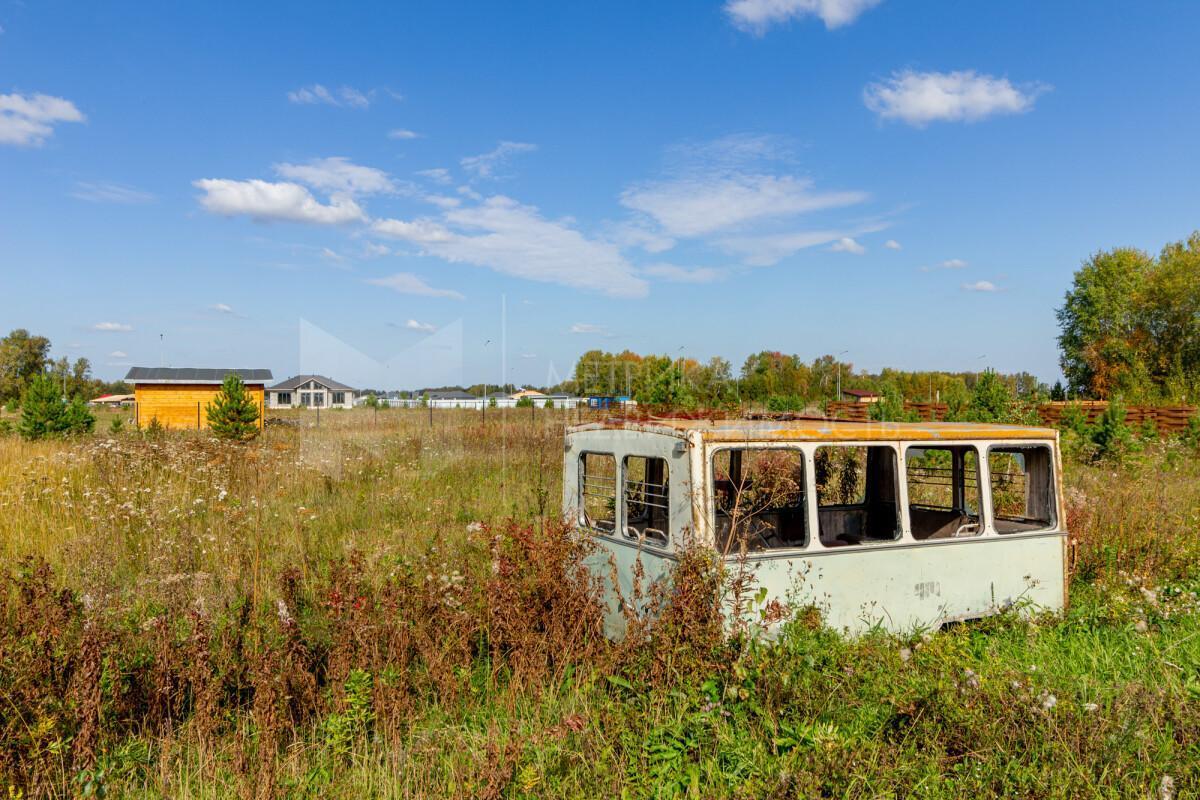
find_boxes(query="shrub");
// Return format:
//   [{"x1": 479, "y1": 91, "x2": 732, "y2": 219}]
[
  {"x1": 1092, "y1": 398, "x2": 1135, "y2": 462},
  {"x1": 515, "y1": 396, "x2": 534, "y2": 408},
  {"x1": 206, "y1": 374, "x2": 260, "y2": 441},
  {"x1": 109, "y1": 417, "x2": 124, "y2": 434},
  {"x1": 544, "y1": 398, "x2": 555, "y2": 409}
]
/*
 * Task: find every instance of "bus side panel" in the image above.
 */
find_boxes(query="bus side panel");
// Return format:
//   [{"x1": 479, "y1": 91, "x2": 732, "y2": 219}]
[
  {"x1": 735, "y1": 534, "x2": 1066, "y2": 636},
  {"x1": 584, "y1": 539, "x2": 675, "y2": 640}
]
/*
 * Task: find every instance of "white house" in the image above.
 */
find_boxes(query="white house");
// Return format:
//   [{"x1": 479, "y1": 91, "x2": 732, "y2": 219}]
[{"x1": 267, "y1": 375, "x2": 356, "y2": 409}]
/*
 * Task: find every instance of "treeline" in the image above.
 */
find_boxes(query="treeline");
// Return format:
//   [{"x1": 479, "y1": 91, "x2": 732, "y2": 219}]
[
  {"x1": 1058, "y1": 231, "x2": 1200, "y2": 402},
  {"x1": 0, "y1": 329, "x2": 129, "y2": 408},
  {"x1": 557, "y1": 348, "x2": 1045, "y2": 412}
]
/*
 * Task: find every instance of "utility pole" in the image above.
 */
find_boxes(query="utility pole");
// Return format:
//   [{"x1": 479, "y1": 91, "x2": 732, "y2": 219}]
[{"x1": 836, "y1": 349, "x2": 849, "y2": 402}]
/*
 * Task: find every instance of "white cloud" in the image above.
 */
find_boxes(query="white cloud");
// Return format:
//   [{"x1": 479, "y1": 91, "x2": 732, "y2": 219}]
[
  {"x1": 460, "y1": 141, "x2": 537, "y2": 179},
  {"x1": 416, "y1": 168, "x2": 452, "y2": 185},
  {"x1": 193, "y1": 179, "x2": 366, "y2": 225},
  {"x1": 520, "y1": 352, "x2": 538, "y2": 359},
  {"x1": 373, "y1": 195, "x2": 648, "y2": 298},
  {"x1": 621, "y1": 173, "x2": 866, "y2": 238},
  {"x1": 0, "y1": 92, "x2": 85, "y2": 146},
  {"x1": 941, "y1": 258, "x2": 968, "y2": 269},
  {"x1": 962, "y1": 280, "x2": 998, "y2": 292},
  {"x1": 884, "y1": 239, "x2": 902, "y2": 250},
  {"x1": 570, "y1": 323, "x2": 606, "y2": 335},
  {"x1": 274, "y1": 156, "x2": 395, "y2": 195},
  {"x1": 717, "y1": 224, "x2": 886, "y2": 267},
  {"x1": 404, "y1": 319, "x2": 437, "y2": 333},
  {"x1": 70, "y1": 181, "x2": 154, "y2": 204},
  {"x1": 829, "y1": 236, "x2": 866, "y2": 254},
  {"x1": 92, "y1": 322, "x2": 133, "y2": 332},
  {"x1": 726, "y1": 0, "x2": 881, "y2": 32},
  {"x1": 388, "y1": 128, "x2": 421, "y2": 140},
  {"x1": 287, "y1": 84, "x2": 373, "y2": 108},
  {"x1": 212, "y1": 303, "x2": 236, "y2": 314},
  {"x1": 864, "y1": 70, "x2": 1048, "y2": 127},
  {"x1": 365, "y1": 272, "x2": 464, "y2": 300},
  {"x1": 108, "y1": 350, "x2": 128, "y2": 358},
  {"x1": 320, "y1": 247, "x2": 346, "y2": 263},
  {"x1": 424, "y1": 194, "x2": 461, "y2": 209},
  {"x1": 606, "y1": 221, "x2": 676, "y2": 254},
  {"x1": 642, "y1": 263, "x2": 726, "y2": 283},
  {"x1": 361, "y1": 242, "x2": 391, "y2": 258}
]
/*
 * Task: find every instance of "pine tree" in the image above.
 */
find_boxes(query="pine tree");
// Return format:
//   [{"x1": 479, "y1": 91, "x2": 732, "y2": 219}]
[
  {"x1": 206, "y1": 374, "x2": 260, "y2": 440},
  {"x1": 18, "y1": 373, "x2": 66, "y2": 439}
]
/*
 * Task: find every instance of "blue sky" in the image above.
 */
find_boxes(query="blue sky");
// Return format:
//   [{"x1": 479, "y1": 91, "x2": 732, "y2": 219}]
[{"x1": 3, "y1": 1, "x2": 1199, "y2": 388}]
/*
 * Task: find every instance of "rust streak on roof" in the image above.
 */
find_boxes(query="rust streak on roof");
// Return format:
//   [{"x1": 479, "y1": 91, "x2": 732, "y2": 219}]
[{"x1": 567, "y1": 417, "x2": 1057, "y2": 442}]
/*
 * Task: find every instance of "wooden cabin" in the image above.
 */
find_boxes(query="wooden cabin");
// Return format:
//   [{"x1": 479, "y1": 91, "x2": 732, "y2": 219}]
[{"x1": 125, "y1": 367, "x2": 272, "y2": 430}]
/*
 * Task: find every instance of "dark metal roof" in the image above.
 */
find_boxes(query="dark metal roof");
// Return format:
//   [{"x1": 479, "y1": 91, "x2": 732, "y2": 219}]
[
  {"x1": 268, "y1": 374, "x2": 356, "y2": 392},
  {"x1": 427, "y1": 390, "x2": 477, "y2": 399},
  {"x1": 125, "y1": 367, "x2": 273, "y2": 384}
]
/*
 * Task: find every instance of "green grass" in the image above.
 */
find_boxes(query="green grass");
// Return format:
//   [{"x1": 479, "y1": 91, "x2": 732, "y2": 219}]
[{"x1": 0, "y1": 409, "x2": 1198, "y2": 798}]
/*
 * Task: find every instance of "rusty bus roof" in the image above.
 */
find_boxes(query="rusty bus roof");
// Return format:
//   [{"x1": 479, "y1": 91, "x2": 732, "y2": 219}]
[{"x1": 567, "y1": 417, "x2": 1058, "y2": 442}]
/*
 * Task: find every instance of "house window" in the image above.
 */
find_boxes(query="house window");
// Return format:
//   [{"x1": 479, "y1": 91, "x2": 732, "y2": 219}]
[
  {"x1": 277, "y1": 392, "x2": 291, "y2": 406},
  {"x1": 906, "y1": 446, "x2": 982, "y2": 540},
  {"x1": 712, "y1": 448, "x2": 806, "y2": 554},
  {"x1": 988, "y1": 446, "x2": 1056, "y2": 533},
  {"x1": 623, "y1": 455, "x2": 669, "y2": 545},
  {"x1": 815, "y1": 445, "x2": 900, "y2": 548},
  {"x1": 332, "y1": 391, "x2": 345, "y2": 405},
  {"x1": 313, "y1": 392, "x2": 325, "y2": 407},
  {"x1": 579, "y1": 452, "x2": 616, "y2": 532}
]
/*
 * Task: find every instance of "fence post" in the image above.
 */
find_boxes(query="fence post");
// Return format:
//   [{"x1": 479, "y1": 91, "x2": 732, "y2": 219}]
[{"x1": 196, "y1": 401, "x2": 200, "y2": 430}]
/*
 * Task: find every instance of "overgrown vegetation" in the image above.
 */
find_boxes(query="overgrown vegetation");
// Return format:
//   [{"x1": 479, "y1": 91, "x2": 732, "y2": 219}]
[{"x1": 0, "y1": 409, "x2": 1197, "y2": 797}]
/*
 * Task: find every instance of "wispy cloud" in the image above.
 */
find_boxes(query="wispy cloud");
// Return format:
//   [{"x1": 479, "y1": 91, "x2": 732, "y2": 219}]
[
  {"x1": 884, "y1": 239, "x2": 902, "y2": 250},
  {"x1": 416, "y1": 168, "x2": 453, "y2": 185},
  {"x1": 211, "y1": 303, "x2": 236, "y2": 314},
  {"x1": 0, "y1": 92, "x2": 85, "y2": 147},
  {"x1": 570, "y1": 323, "x2": 607, "y2": 335},
  {"x1": 642, "y1": 263, "x2": 726, "y2": 283},
  {"x1": 726, "y1": 0, "x2": 881, "y2": 33},
  {"x1": 864, "y1": 70, "x2": 1049, "y2": 127},
  {"x1": 404, "y1": 319, "x2": 437, "y2": 333},
  {"x1": 961, "y1": 280, "x2": 998, "y2": 292},
  {"x1": 373, "y1": 195, "x2": 648, "y2": 298},
  {"x1": 274, "y1": 156, "x2": 396, "y2": 195},
  {"x1": 287, "y1": 84, "x2": 374, "y2": 109},
  {"x1": 108, "y1": 350, "x2": 128, "y2": 358},
  {"x1": 388, "y1": 128, "x2": 421, "y2": 140},
  {"x1": 70, "y1": 181, "x2": 155, "y2": 204},
  {"x1": 193, "y1": 178, "x2": 366, "y2": 225},
  {"x1": 461, "y1": 141, "x2": 537, "y2": 179},
  {"x1": 365, "y1": 272, "x2": 464, "y2": 300},
  {"x1": 92, "y1": 322, "x2": 133, "y2": 332},
  {"x1": 921, "y1": 258, "x2": 968, "y2": 272},
  {"x1": 829, "y1": 236, "x2": 866, "y2": 254},
  {"x1": 619, "y1": 135, "x2": 868, "y2": 255},
  {"x1": 718, "y1": 224, "x2": 886, "y2": 267}
]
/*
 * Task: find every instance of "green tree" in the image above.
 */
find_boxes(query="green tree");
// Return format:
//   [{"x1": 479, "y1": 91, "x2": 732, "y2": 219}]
[
  {"x1": 18, "y1": 373, "x2": 94, "y2": 439},
  {"x1": 206, "y1": 374, "x2": 260, "y2": 441},
  {"x1": 965, "y1": 369, "x2": 1015, "y2": 423},
  {"x1": 0, "y1": 329, "x2": 51, "y2": 404}
]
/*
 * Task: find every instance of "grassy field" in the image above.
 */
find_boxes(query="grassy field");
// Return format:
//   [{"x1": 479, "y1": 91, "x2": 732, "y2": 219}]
[{"x1": 1, "y1": 407, "x2": 1199, "y2": 798}]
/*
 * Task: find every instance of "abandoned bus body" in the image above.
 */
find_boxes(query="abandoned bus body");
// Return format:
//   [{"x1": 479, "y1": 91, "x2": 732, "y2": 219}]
[{"x1": 563, "y1": 418, "x2": 1067, "y2": 637}]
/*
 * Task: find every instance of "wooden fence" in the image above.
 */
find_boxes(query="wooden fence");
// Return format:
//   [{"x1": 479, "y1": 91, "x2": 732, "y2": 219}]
[{"x1": 825, "y1": 399, "x2": 1197, "y2": 435}]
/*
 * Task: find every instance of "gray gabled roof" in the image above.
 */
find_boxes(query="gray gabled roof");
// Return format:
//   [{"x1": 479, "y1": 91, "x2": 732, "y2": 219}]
[
  {"x1": 125, "y1": 367, "x2": 273, "y2": 384},
  {"x1": 268, "y1": 374, "x2": 356, "y2": 392}
]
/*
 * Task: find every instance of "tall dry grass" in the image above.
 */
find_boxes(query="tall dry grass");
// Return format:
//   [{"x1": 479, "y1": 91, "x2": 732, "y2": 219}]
[{"x1": 0, "y1": 409, "x2": 1197, "y2": 798}]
